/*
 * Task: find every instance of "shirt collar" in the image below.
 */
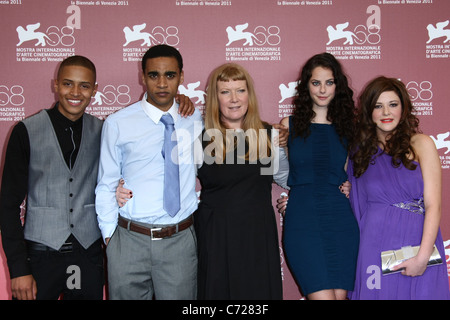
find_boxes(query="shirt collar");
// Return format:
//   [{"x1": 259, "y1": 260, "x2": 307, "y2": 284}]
[
  {"x1": 140, "y1": 93, "x2": 179, "y2": 124},
  {"x1": 49, "y1": 103, "x2": 83, "y2": 128}
]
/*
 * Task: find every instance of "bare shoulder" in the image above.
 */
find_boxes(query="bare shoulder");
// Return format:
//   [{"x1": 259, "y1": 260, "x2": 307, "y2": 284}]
[
  {"x1": 411, "y1": 133, "x2": 438, "y2": 162},
  {"x1": 411, "y1": 133, "x2": 436, "y2": 151}
]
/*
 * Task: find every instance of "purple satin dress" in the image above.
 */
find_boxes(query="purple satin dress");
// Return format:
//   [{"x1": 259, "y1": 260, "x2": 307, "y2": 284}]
[{"x1": 347, "y1": 150, "x2": 450, "y2": 300}]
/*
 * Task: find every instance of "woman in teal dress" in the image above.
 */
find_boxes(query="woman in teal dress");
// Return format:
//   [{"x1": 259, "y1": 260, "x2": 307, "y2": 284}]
[{"x1": 280, "y1": 53, "x2": 359, "y2": 299}]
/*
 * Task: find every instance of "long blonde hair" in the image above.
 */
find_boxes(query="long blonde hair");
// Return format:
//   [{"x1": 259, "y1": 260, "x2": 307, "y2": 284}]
[{"x1": 204, "y1": 63, "x2": 271, "y2": 163}]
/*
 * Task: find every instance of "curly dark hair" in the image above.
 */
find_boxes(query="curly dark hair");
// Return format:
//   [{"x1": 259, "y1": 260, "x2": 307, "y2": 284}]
[
  {"x1": 350, "y1": 76, "x2": 420, "y2": 178},
  {"x1": 291, "y1": 53, "x2": 356, "y2": 146}
]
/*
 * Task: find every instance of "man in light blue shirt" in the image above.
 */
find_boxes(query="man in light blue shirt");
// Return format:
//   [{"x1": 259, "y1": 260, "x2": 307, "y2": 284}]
[{"x1": 95, "y1": 44, "x2": 203, "y2": 300}]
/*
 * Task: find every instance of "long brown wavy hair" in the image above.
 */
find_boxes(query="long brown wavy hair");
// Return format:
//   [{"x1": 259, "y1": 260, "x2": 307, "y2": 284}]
[
  {"x1": 350, "y1": 76, "x2": 420, "y2": 178},
  {"x1": 291, "y1": 53, "x2": 356, "y2": 145}
]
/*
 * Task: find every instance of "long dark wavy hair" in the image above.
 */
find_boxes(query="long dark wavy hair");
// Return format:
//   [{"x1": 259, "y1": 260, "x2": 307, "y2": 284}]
[
  {"x1": 291, "y1": 52, "x2": 356, "y2": 146},
  {"x1": 350, "y1": 76, "x2": 420, "y2": 178}
]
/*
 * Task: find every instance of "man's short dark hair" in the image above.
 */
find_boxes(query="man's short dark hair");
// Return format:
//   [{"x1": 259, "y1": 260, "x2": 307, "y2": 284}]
[
  {"x1": 58, "y1": 55, "x2": 96, "y2": 82},
  {"x1": 141, "y1": 44, "x2": 183, "y2": 72}
]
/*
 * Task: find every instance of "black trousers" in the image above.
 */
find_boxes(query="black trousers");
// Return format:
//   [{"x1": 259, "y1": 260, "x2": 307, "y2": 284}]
[{"x1": 27, "y1": 236, "x2": 104, "y2": 300}]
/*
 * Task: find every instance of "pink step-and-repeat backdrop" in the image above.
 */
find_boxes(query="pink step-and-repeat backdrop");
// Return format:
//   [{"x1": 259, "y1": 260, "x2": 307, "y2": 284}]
[{"x1": 0, "y1": 0, "x2": 449, "y2": 300}]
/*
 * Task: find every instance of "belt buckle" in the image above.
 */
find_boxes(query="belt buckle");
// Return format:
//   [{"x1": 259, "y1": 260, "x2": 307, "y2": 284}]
[{"x1": 150, "y1": 228, "x2": 162, "y2": 240}]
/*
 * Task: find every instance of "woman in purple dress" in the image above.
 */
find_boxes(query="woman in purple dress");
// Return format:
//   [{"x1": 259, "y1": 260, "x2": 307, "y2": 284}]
[{"x1": 348, "y1": 76, "x2": 450, "y2": 299}]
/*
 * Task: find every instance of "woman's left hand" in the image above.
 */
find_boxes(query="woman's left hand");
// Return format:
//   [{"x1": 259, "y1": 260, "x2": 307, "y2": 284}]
[
  {"x1": 339, "y1": 180, "x2": 351, "y2": 198},
  {"x1": 116, "y1": 179, "x2": 133, "y2": 207},
  {"x1": 392, "y1": 255, "x2": 429, "y2": 277}
]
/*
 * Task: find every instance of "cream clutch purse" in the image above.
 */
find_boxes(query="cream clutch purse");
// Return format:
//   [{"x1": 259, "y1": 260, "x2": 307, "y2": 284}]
[{"x1": 381, "y1": 245, "x2": 442, "y2": 275}]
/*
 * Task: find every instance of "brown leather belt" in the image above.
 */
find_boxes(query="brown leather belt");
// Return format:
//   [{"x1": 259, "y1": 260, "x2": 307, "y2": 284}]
[{"x1": 118, "y1": 215, "x2": 193, "y2": 240}]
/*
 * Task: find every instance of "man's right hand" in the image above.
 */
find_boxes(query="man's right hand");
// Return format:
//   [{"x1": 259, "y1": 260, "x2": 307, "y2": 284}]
[{"x1": 11, "y1": 274, "x2": 37, "y2": 300}]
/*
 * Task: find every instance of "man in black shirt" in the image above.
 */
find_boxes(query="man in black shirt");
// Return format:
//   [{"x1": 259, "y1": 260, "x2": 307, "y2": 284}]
[{"x1": 0, "y1": 56, "x2": 104, "y2": 300}]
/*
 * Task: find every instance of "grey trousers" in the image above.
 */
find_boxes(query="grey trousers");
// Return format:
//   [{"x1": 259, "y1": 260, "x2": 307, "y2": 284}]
[{"x1": 106, "y1": 219, "x2": 197, "y2": 300}]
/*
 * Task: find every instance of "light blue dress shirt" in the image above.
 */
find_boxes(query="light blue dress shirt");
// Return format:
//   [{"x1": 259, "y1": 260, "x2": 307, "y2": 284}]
[{"x1": 95, "y1": 94, "x2": 204, "y2": 240}]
